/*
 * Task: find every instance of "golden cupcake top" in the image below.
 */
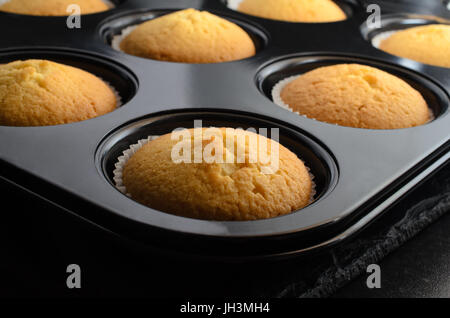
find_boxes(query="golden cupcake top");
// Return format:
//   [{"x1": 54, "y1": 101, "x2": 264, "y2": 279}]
[
  {"x1": 0, "y1": 0, "x2": 110, "y2": 16},
  {"x1": 119, "y1": 8, "x2": 256, "y2": 63},
  {"x1": 279, "y1": 64, "x2": 431, "y2": 129},
  {"x1": 237, "y1": 0, "x2": 346, "y2": 23},
  {"x1": 0, "y1": 59, "x2": 117, "y2": 127},
  {"x1": 121, "y1": 128, "x2": 313, "y2": 221},
  {"x1": 379, "y1": 24, "x2": 450, "y2": 68}
]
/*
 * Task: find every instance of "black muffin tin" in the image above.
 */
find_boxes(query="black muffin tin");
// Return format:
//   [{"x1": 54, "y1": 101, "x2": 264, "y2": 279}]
[{"x1": 0, "y1": 0, "x2": 449, "y2": 261}]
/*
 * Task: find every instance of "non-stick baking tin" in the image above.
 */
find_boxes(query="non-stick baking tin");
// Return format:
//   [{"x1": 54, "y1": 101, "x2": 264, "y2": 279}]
[{"x1": 0, "y1": 0, "x2": 449, "y2": 260}]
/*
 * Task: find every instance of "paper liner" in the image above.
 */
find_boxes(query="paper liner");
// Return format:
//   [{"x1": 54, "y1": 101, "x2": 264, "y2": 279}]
[
  {"x1": 271, "y1": 74, "x2": 322, "y2": 123},
  {"x1": 371, "y1": 30, "x2": 398, "y2": 48},
  {"x1": 102, "y1": 79, "x2": 122, "y2": 108},
  {"x1": 227, "y1": 0, "x2": 244, "y2": 10},
  {"x1": 113, "y1": 136, "x2": 160, "y2": 195},
  {"x1": 306, "y1": 167, "x2": 316, "y2": 203},
  {"x1": 272, "y1": 75, "x2": 301, "y2": 114},
  {"x1": 113, "y1": 134, "x2": 317, "y2": 204},
  {"x1": 111, "y1": 25, "x2": 138, "y2": 52}
]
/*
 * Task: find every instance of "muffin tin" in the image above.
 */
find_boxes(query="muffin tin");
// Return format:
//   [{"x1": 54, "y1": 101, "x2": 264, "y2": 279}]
[{"x1": 0, "y1": 0, "x2": 449, "y2": 260}]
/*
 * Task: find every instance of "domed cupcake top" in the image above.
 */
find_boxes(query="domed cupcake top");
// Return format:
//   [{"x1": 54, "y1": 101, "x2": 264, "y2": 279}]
[
  {"x1": 119, "y1": 8, "x2": 256, "y2": 63},
  {"x1": 277, "y1": 64, "x2": 431, "y2": 129},
  {"x1": 379, "y1": 24, "x2": 450, "y2": 68},
  {"x1": 0, "y1": 59, "x2": 117, "y2": 126}
]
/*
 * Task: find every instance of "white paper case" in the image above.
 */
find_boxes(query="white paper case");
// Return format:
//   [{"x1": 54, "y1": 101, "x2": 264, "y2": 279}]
[
  {"x1": 103, "y1": 79, "x2": 122, "y2": 108},
  {"x1": 111, "y1": 25, "x2": 138, "y2": 52},
  {"x1": 113, "y1": 134, "x2": 316, "y2": 203},
  {"x1": 271, "y1": 74, "x2": 321, "y2": 122},
  {"x1": 227, "y1": 0, "x2": 244, "y2": 10},
  {"x1": 113, "y1": 136, "x2": 160, "y2": 195},
  {"x1": 272, "y1": 75, "x2": 301, "y2": 114},
  {"x1": 371, "y1": 30, "x2": 398, "y2": 48}
]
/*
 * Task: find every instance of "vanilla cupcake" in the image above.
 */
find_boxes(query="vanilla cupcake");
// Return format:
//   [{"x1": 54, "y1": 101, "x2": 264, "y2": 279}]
[
  {"x1": 275, "y1": 64, "x2": 431, "y2": 129},
  {"x1": 378, "y1": 24, "x2": 450, "y2": 68},
  {"x1": 237, "y1": 0, "x2": 346, "y2": 23},
  {"x1": 0, "y1": 0, "x2": 110, "y2": 16},
  {"x1": 118, "y1": 8, "x2": 256, "y2": 63},
  {"x1": 118, "y1": 128, "x2": 313, "y2": 221},
  {"x1": 0, "y1": 59, "x2": 118, "y2": 126}
]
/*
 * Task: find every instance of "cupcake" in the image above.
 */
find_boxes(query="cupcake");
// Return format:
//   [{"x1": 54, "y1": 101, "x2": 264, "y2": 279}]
[
  {"x1": 378, "y1": 24, "x2": 450, "y2": 68},
  {"x1": 0, "y1": 59, "x2": 118, "y2": 126},
  {"x1": 117, "y1": 8, "x2": 256, "y2": 63},
  {"x1": 274, "y1": 64, "x2": 431, "y2": 129},
  {"x1": 0, "y1": 0, "x2": 110, "y2": 16},
  {"x1": 117, "y1": 128, "x2": 313, "y2": 221},
  {"x1": 236, "y1": 0, "x2": 346, "y2": 23}
]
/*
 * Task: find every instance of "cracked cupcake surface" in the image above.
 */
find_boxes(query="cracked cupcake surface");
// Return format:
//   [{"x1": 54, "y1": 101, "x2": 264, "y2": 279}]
[
  {"x1": 0, "y1": 59, "x2": 117, "y2": 126},
  {"x1": 0, "y1": 0, "x2": 109, "y2": 16},
  {"x1": 119, "y1": 8, "x2": 256, "y2": 63},
  {"x1": 122, "y1": 128, "x2": 313, "y2": 221},
  {"x1": 379, "y1": 24, "x2": 450, "y2": 68},
  {"x1": 279, "y1": 64, "x2": 431, "y2": 129},
  {"x1": 237, "y1": 0, "x2": 346, "y2": 23}
]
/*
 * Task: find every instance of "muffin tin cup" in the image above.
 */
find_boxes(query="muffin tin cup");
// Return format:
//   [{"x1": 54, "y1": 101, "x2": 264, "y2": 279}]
[
  {"x1": 0, "y1": 0, "x2": 449, "y2": 260},
  {"x1": 258, "y1": 54, "x2": 447, "y2": 123},
  {"x1": 361, "y1": 13, "x2": 450, "y2": 48},
  {"x1": 100, "y1": 8, "x2": 269, "y2": 58},
  {"x1": 0, "y1": 47, "x2": 138, "y2": 108},
  {"x1": 109, "y1": 121, "x2": 319, "y2": 213}
]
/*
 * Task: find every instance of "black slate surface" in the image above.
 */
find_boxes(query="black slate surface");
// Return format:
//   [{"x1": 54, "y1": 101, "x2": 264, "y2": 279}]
[
  {"x1": 0, "y1": 160, "x2": 449, "y2": 298},
  {"x1": 334, "y1": 210, "x2": 450, "y2": 298}
]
